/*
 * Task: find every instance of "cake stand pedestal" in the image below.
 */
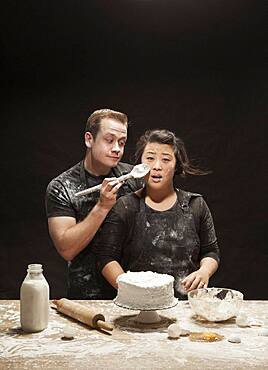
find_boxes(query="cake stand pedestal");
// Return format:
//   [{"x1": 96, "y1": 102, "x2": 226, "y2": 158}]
[
  {"x1": 114, "y1": 299, "x2": 178, "y2": 326},
  {"x1": 134, "y1": 310, "x2": 162, "y2": 324}
]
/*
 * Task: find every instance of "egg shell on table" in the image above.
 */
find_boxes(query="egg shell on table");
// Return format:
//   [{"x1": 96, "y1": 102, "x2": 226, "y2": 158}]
[
  {"x1": 168, "y1": 324, "x2": 181, "y2": 338},
  {"x1": 62, "y1": 325, "x2": 76, "y2": 339},
  {"x1": 228, "y1": 335, "x2": 241, "y2": 343},
  {"x1": 236, "y1": 314, "x2": 249, "y2": 327},
  {"x1": 258, "y1": 328, "x2": 268, "y2": 336}
]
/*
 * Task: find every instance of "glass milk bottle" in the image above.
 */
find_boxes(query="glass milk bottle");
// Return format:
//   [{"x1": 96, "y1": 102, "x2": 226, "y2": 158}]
[{"x1": 20, "y1": 264, "x2": 49, "y2": 332}]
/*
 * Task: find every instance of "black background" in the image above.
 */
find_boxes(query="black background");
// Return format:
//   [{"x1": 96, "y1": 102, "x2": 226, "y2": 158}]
[{"x1": 1, "y1": 1, "x2": 267, "y2": 299}]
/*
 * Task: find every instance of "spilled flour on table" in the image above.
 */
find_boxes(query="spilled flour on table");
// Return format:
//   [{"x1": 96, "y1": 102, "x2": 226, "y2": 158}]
[{"x1": 1, "y1": 301, "x2": 268, "y2": 369}]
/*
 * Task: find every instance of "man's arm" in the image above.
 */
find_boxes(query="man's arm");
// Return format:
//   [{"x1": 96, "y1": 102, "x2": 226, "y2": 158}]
[{"x1": 48, "y1": 178, "x2": 122, "y2": 261}]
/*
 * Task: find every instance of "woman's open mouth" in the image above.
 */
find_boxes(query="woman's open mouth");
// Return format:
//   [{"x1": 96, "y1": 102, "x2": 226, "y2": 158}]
[{"x1": 151, "y1": 174, "x2": 163, "y2": 182}]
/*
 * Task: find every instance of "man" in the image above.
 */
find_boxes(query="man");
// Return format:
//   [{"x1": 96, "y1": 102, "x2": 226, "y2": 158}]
[{"x1": 45, "y1": 108, "x2": 142, "y2": 299}]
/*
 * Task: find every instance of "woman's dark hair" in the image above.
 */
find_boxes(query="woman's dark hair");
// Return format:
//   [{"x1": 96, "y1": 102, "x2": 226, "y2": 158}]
[{"x1": 134, "y1": 129, "x2": 210, "y2": 177}]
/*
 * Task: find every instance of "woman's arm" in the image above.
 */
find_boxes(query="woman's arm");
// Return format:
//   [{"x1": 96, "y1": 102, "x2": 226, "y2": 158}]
[
  {"x1": 181, "y1": 256, "x2": 218, "y2": 292},
  {"x1": 93, "y1": 196, "x2": 136, "y2": 288},
  {"x1": 197, "y1": 197, "x2": 220, "y2": 263},
  {"x1": 102, "y1": 261, "x2": 125, "y2": 289},
  {"x1": 181, "y1": 196, "x2": 220, "y2": 292}
]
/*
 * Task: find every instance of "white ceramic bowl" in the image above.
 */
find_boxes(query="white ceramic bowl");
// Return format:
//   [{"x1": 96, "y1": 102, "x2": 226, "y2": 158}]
[{"x1": 188, "y1": 287, "x2": 243, "y2": 322}]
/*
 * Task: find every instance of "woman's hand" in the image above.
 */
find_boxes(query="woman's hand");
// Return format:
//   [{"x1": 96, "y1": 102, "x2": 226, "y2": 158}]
[
  {"x1": 180, "y1": 257, "x2": 219, "y2": 293},
  {"x1": 180, "y1": 268, "x2": 210, "y2": 293}
]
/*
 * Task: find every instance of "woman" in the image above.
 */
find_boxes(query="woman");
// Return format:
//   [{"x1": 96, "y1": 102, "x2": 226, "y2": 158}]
[{"x1": 94, "y1": 129, "x2": 220, "y2": 299}]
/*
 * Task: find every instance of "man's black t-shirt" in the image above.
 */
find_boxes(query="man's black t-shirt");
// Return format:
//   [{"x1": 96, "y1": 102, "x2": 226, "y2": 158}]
[{"x1": 45, "y1": 160, "x2": 143, "y2": 299}]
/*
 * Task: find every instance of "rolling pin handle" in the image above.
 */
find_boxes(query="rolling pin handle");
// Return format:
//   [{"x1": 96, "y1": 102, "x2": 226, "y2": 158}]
[{"x1": 96, "y1": 320, "x2": 113, "y2": 332}]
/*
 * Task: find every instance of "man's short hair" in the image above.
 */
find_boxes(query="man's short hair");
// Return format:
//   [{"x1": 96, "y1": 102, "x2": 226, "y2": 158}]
[{"x1": 85, "y1": 109, "x2": 128, "y2": 138}]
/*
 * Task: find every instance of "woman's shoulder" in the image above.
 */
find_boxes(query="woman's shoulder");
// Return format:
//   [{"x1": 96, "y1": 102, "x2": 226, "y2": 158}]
[
  {"x1": 177, "y1": 188, "x2": 203, "y2": 203},
  {"x1": 176, "y1": 188, "x2": 209, "y2": 216}
]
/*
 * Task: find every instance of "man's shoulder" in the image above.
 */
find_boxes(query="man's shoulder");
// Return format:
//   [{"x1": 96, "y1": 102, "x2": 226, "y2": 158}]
[
  {"x1": 114, "y1": 162, "x2": 134, "y2": 175},
  {"x1": 45, "y1": 162, "x2": 83, "y2": 199},
  {"x1": 48, "y1": 161, "x2": 82, "y2": 187}
]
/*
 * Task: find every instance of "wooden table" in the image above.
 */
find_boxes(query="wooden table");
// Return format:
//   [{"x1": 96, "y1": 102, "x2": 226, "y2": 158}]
[{"x1": 1, "y1": 300, "x2": 268, "y2": 369}]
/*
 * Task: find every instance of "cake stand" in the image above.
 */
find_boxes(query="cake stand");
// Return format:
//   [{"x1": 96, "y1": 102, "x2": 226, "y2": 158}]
[{"x1": 114, "y1": 298, "x2": 178, "y2": 324}]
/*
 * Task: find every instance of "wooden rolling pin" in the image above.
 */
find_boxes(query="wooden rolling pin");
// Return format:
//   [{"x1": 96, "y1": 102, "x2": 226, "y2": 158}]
[{"x1": 53, "y1": 298, "x2": 113, "y2": 332}]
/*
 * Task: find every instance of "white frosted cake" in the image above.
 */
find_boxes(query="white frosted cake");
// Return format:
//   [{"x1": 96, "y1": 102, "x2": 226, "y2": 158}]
[{"x1": 115, "y1": 271, "x2": 176, "y2": 310}]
